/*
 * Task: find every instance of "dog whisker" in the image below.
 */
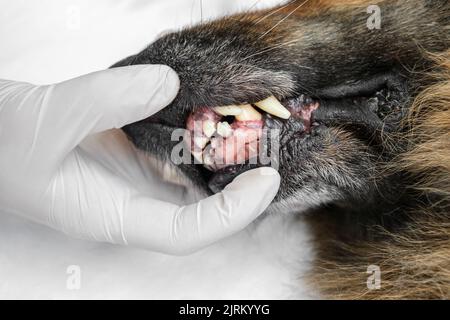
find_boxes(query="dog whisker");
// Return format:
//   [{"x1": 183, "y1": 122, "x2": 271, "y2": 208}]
[
  {"x1": 258, "y1": 0, "x2": 310, "y2": 39},
  {"x1": 252, "y1": 3, "x2": 291, "y2": 25}
]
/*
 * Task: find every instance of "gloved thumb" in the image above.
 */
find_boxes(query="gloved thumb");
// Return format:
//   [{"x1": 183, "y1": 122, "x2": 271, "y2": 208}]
[{"x1": 0, "y1": 65, "x2": 179, "y2": 172}]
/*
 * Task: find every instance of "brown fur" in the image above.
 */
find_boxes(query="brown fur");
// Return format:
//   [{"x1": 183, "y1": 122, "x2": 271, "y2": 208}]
[
  {"x1": 308, "y1": 51, "x2": 450, "y2": 300},
  {"x1": 278, "y1": 0, "x2": 384, "y2": 16}
]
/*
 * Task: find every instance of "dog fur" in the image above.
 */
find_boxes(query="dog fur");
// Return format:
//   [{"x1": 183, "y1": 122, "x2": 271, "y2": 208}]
[{"x1": 114, "y1": 0, "x2": 450, "y2": 299}]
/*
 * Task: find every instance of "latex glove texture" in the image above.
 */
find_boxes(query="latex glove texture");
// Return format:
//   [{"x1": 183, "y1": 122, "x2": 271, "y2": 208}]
[{"x1": 0, "y1": 65, "x2": 280, "y2": 254}]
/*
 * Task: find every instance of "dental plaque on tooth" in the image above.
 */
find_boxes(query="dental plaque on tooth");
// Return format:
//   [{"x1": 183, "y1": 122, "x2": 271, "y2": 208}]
[{"x1": 185, "y1": 95, "x2": 292, "y2": 170}]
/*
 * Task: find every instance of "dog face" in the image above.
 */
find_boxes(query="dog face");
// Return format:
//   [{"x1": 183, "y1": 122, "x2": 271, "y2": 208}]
[{"x1": 115, "y1": 0, "x2": 448, "y2": 215}]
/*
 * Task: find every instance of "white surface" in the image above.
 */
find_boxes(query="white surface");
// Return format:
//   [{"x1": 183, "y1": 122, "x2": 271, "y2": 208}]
[{"x1": 0, "y1": 0, "x2": 315, "y2": 299}]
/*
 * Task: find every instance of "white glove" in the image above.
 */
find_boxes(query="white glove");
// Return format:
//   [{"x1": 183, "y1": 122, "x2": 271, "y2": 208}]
[{"x1": 0, "y1": 65, "x2": 280, "y2": 254}]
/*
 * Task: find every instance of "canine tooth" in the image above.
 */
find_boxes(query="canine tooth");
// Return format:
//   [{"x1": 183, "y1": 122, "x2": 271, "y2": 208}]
[
  {"x1": 194, "y1": 136, "x2": 209, "y2": 149},
  {"x1": 203, "y1": 120, "x2": 216, "y2": 138},
  {"x1": 213, "y1": 106, "x2": 243, "y2": 116},
  {"x1": 254, "y1": 95, "x2": 291, "y2": 119},
  {"x1": 216, "y1": 122, "x2": 233, "y2": 137},
  {"x1": 235, "y1": 104, "x2": 262, "y2": 121}
]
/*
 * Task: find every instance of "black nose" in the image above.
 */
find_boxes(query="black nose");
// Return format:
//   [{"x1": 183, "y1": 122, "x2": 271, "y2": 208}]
[{"x1": 312, "y1": 98, "x2": 382, "y2": 132}]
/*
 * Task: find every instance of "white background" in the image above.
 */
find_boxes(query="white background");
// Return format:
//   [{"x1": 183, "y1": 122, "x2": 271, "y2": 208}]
[{"x1": 0, "y1": 0, "x2": 315, "y2": 299}]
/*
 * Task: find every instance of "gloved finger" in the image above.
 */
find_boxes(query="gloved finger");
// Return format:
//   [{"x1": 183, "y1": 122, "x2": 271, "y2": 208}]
[
  {"x1": 48, "y1": 65, "x2": 179, "y2": 134},
  {"x1": 0, "y1": 65, "x2": 179, "y2": 175},
  {"x1": 38, "y1": 146, "x2": 192, "y2": 245},
  {"x1": 79, "y1": 129, "x2": 198, "y2": 205},
  {"x1": 123, "y1": 167, "x2": 280, "y2": 254}
]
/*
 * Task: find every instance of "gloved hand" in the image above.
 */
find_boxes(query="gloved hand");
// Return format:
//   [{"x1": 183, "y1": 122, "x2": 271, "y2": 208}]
[{"x1": 0, "y1": 65, "x2": 280, "y2": 254}]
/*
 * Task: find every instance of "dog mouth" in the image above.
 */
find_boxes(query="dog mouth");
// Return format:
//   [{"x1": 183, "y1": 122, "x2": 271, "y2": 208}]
[
  {"x1": 183, "y1": 95, "x2": 320, "y2": 192},
  {"x1": 123, "y1": 67, "x2": 406, "y2": 194}
]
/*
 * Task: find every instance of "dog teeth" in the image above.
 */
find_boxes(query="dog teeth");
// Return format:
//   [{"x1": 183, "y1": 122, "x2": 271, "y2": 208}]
[
  {"x1": 213, "y1": 106, "x2": 243, "y2": 116},
  {"x1": 194, "y1": 136, "x2": 209, "y2": 149},
  {"x1": 203, "y1": 120, "x2": 216, "y2": 138},
  {"x1": 235, "y1": 104, "x2": 262, "y2": 121},
  {"x1": 213, "y1": 97, "x2": 289, "y2": 121},
  {"x1": 254, "y1": 95, "x2": 291, "y2": 119},
  {"x1": 216, "y1": 122, "x2": 233, "y2": 137}
]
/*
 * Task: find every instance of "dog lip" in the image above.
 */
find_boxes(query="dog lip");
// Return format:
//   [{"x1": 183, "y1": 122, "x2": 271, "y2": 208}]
[{"x1": 207, "y1": 163, "x2": 263, "y2": 193}]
